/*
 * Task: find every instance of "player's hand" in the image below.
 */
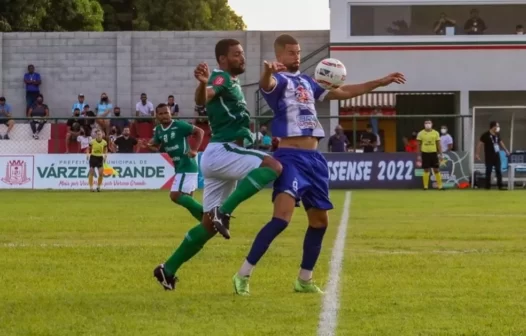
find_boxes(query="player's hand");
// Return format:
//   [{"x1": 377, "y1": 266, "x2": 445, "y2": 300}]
[
  {"x1": 194, "y1": 63, "x2": 210, "y2": 84},
  {"x1": 505, "y1": 150, "x2": 510, "y2": 156},
  {"x1": 475, "y1": 154, "x2": 481, "y2": 161},
  {"x1": 378, "y1": 73, "x2": 406, "y2": 86},
  {"x1": 263, "y1": 61, "x2": 287, "y2": 75},
  {"x1": 103, "y1": 154, "x2": 107, "y2": 162},
  {"x1": 187, "y1": 150, "x2": 198, "y2": 158}
]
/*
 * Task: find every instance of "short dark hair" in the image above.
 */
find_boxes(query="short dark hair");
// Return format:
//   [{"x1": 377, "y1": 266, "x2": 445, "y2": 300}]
[
  {"x1": 274, "y1": 34, "x2": 299, "y2": 50},
  {"x1": 0, "y1": 97, "x2": 5, "y2": 102},
  {"x1": 215, "y1": 39, "x2": 241, "y2": 63},
  {"x1": 156, "y1": 103, "x2": 168, "y2": 112},
  {"x1": 168, "y1": 95, "x2": 174, "y2": 99},
  {"x1": 74, "y1": 108, "x2": 80, "y2": 111},
  {"x1": 114, "y1": 106, "x2": 120, "y2": 110},
  {"x1": 489, "y1": 121, "x2": 498, "y2": 129},
  {"x1": 84, "y1": 104, "x2": 90, "y2": 108},
  {"x1": 37, "y1": 93, "x2": 43, "y2": 99},
  {"x1": 517, "y1": 24, "x2": 524, "y2": 29},
  {"x1": 424, "y1": 119, "x2": 432, "y2": 122},
  {"x1": 141, "y1": 93, "x2": 146, "y2": 96}
]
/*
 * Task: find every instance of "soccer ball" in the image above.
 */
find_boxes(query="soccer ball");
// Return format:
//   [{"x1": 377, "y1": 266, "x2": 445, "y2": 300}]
[{"x1": 314, "y1": 58, "x2": 347, "y2": 90}]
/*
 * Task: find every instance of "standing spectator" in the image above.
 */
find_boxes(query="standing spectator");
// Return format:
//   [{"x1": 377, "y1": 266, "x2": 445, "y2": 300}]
[
  {"x1": 132, "y1": 93, "x2": 154, "y2": 135},
  {"x1": 96, "y1": 92, "x2": 112, "y2": 134},
  {"x1": 72, "y1": 94, "x2": 87, "y2": 114},
  {"x1": 257, "y1": 125, "x2": 272, "y2": 150},
  {"x1": 403, "y1": 132, "x2": 419, "y2": 152},
  {"x1": 114, "y1": 127, "x2": 139, "y2": 153},
  {"x1": 516, "y1": 25, "x2": 524, "y2": 34},
  {"x1": 28, "y1": 94, "x2": 49, "y2": 139},
  {"x1": 434, "y1": 12, "x2": 456, "y2": 35},
  {"x1": 110, "y1": 106, "x2": 130, "y2": 136},
  {"x1": 360, "y1": 124, "x2": 378, "y2": 153},
  {"x1": 0, "y1": 97, "x2": 15, "y2": 140},
  {"x1": 328, "y1": 125, "x2": 350, "y2": 152},
  {"x1": 65, "y1": 108, "x2": 83, "y2": 153},
  {"x1": 167, "y1": 95, "x2": 179, "y2": 117},
  {"x1": 476, "y1": 121, "x2": 510, "y2": 190},
  {"x1": 24, "y1": 64, "x2": 41, "y2": 112},
  {"x1": 440, "y1": 125, "x2": 454, "y2": 153},
  {"x1": 464, "y1": 9, "x2": 486, "y2": 35}
]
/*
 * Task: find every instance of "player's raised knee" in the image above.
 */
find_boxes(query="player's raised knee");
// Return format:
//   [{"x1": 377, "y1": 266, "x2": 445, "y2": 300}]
[
  {"x1": 261, "y1": 156, "x2": 282, "y2": 176},
  {"x1": 169, "y1": 191, "x2": 182, "y2": 203}
]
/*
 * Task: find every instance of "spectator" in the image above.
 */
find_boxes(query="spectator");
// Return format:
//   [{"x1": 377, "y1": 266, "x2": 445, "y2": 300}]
[
  {"x1": 72, "y1": 94, "x2": 87, "y2": 114},
  {"x1": 167, "y1": 95, "x2": 179, "y2": 117},
  {"x1": 132, "y1": 93, "x2": 154, "y2": 135},
  {"x1": 28, "y1": 94, "x2": 49, "y2": 139},
  {"x1": 65, "y1": 108, "x2": 83, "y2": 153},
  {"x1": 464, "y1": 9, "x2": 486, "y2": 35},
  {"x1": 95, "y1": 92, "x2": 112, "y2": 134},
  {"x1": 404, "y1": 132, "x2": 419, "y2": 152},
  {"x1": 114, "y1": 127, "x2": 138, "y2": 153},
  {"x1": 257, "y1": 125, "x2": 272, "y2": 150},
  {"x1": 24, "y1": 64, "x2": 41, "y2": 112},
  {"x1": 476, "y1": 121, "x2": 510, "y2": 190},
  {"x1": 0, "y1": 97, "x2": 15, "y2": 140},
  {"x1": 82, "y1": 104, "x2": 90, "y2": 117},
  {"x1": 195, "y1": 105, "x2": 207, "y2": 124},
  {"x1": 360, "y1": 124, "x2": 378, "y2": 153},
  {"x1": 516, "y1": 25, "x2": 524, "y2": 35},
  {"x1": 434, "y1": 12, "x2": 456, "y2": 35},
  {"x1": 328, "y1": 125, "x2": 350, "y2": 152},
  {"x1": 77, "y1": 129, "x2": 92, "y2": 154},
  {"x1": 83, "y1": 105, "x2": 96, "y2": 135},
  {"x1": 440, "y1": 125, "x2": 454, "y2": 153},
  {"x1": 110, "y1": 106, "x2": 130, "y2": 137}
]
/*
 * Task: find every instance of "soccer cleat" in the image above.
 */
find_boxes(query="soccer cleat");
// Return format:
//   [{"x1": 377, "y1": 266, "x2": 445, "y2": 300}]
[
  {"x1": 153, "y1": 264, "x2": 178, "y2": 291},
  {"x1": 233, "y1": 273, "x2": 250, "y2": 296},
  {"x1": 96, "y1": 187, "x2": 101, "y2": 192},
  {"x1": 210, "y1": 207, "x2": 231, "y2": 239},
  {"x1": 294, "y1": 278, "x2": 324, "y2": 294},
  {"x1": 90, "y1": 189, "x2": 95, "y2": 192}
]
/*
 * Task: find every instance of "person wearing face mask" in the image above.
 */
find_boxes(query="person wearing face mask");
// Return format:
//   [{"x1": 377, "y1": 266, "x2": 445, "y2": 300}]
[
  {"x1": 328, "y1": 125, "x2": 350, "y2": 152},
  {"x1": 109, "y1": 107, "x2": 129, "y2": 136},
  {"x1": 96, "y1": 93, "x2": 112, "y2": 135},
  {"x1": 257, "y1": 125, "x2": 272, "y2": 151},
  {"x1": 416, "y1": 119, "x2": 444, "y2": 190},
  {"x1": 114, "y1": 127, "x2": 138, "y2": 153},
  {"x1": 65, "y1": 108, "x2": 83, "y2": 153},
  {"x1": 476, "y1": 121, "x2": 510, "y2": 190},
  {"x1": 516, "y1": 24, "x2": 524, "y2": 35},
  {"x1": 28, "y1": 94, "x2": 49, "y2": 139},
  {"x1": 440, "y1": 126, "x2": 454, "y2": 153}
]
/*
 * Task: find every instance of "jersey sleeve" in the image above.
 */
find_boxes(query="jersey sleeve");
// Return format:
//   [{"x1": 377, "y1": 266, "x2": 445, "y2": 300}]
[
  {"x1": 259, "y1": 73, "x2": 288, "y2": 111},
  {"x1": 416, "y1": 131, "x2": 423, "y2": 141},
  {"x1": 89, "y1": 139, "x2": 94, "y2": 146},
  {"x1": 208, "y1": 72, "x2": 230, "y2": 96},
  {"x1": 304, "y1": 76, "x2": 329, "y2": 102},
  {"x1": 176, "y1": 121, "x2": 194, "y2": 137}
]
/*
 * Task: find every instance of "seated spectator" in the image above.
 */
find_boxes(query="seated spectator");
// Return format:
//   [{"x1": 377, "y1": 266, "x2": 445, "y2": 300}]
[
  {"x1": 195, "y1": 105, "x2": 207, "y2": 124},
  {"x1": 95, "y1": 92, "x2": 112, "y2": 134},
  {"x1": 464, "y1": 9, "x2": 486, "y2": 35},
  {"x1": 72, "y1": 93, "x2": 87, "y2": 114},
  {"x1": 82, "y1": 104, "x2": 90, "y2": 117},
  {"x1": 516, "y1": 25, "x2": 524, "y2": 35},
  {"x1": 77, "y1": 129, "x2": 92, "y2": 153},
  {"x1": 113, "y1": 127, "x2": 138, "y2": 153},
  {"x1": 28, "y1": 94, "x2": 49, "y2": 139},
  {"x1": 83, "y1": 107, "x2": 96, "y2": 136},
  {"x1": 257, "y1": 125, "x2": 272, "y2": 151},
  {"x1": 24, "y1": 64, "x2": 41, "y2": 113},
  {"x1": 110, "y1": 106, "x2": 129, "y2": 136},
  {"x1": 0, "y1": 97, "x2": 15, "y2": 140},
  {"x1": 167, "y1": 95, "x2": 179, "y2": 117},
  {"x1": 132, "y1": 93, "x2": 154, "y2": 135},
  {"x1": 434, "y1": 12, "x2": 456, "y2": 35},
  {"x1": 404, "y1": 132, "x2": 419, "y2": 152},
  {"x1": 65, "y1": 108, "x2": 83, "y2": 153}
]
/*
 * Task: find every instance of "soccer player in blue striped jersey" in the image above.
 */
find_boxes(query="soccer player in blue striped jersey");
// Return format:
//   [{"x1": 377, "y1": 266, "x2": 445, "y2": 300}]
[{"x1": 232, "y1": 34, "x2": 406, "y2": 295}]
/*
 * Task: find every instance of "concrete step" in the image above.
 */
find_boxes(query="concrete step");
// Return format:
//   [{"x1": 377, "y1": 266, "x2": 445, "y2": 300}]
[
  {"x1": 0, "y1": 139, "x2": 49, "y2": 154},
  {"x1": 0, "y1": 123, "x2": 51, "y2": 141}
]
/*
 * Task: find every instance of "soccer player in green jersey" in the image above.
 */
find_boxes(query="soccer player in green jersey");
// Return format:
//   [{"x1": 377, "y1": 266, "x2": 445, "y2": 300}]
[
  {"x1": 193, "y1": 39, "x2": 282, "y2": 240},
  {"x1": 147, "y1": 104, "x2": 204, "y2": 221}
]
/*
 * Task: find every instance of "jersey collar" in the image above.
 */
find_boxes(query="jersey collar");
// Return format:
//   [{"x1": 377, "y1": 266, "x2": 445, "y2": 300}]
[
  {"x1": 280, "y1": 71, "x2": 301, "y2": 76},
  {"x1": 160, "y1": 120, "x2": 173, "y2": 131}
]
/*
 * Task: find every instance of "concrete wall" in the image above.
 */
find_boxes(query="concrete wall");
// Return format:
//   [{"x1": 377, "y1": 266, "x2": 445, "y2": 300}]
[{"x1": 0, "y1": 30, "x2": 329, "y2": 120}]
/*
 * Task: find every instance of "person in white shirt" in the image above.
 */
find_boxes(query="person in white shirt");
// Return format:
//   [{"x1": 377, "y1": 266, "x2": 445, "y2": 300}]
[
  {"x1": 440, "y1": 125, "x2": 454, "y2": 153},
  {"x1": 132, "y1": 93, "x2": 154, "y2": 136},
  {"x1": 77, "y1": 129, "x2": 92, "y2": 153}
]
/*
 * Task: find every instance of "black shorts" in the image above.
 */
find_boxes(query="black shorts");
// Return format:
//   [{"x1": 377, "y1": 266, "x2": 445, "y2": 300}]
[
  {"x1": 421, "y1": 152, "x2": 439, "y2": 169},
  {"x1": 0, "y1": 118, "x2": 10, "y2": 125},
  {"x1": 89, "y1": 156, "x2": 104, "y2": 168}
]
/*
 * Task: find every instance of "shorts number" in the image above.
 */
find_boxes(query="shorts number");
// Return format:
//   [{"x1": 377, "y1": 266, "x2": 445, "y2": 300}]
[{"x1": 377, "y1": 160, "x2": 414, "y2": 181}]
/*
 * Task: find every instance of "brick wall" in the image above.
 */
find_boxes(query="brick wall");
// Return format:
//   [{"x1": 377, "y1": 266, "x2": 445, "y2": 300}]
[{"x1": 0, "y1": 31, "x2": 329, "y2": 119}]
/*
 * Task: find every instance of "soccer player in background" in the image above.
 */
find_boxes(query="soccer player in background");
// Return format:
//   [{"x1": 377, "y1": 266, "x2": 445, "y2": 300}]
[
  {"x1": 153, "y1": 39, "x2": 282, "y2": 291},
  {"x1": 87, "y1": 129, "x2": 107, "y2": 192},
  {"x1": 146, "y1": 104, "x2": 204, "y2": 221},
  {"x1": 417, "y1": 119, "x2": 444, "y2": 190},
  {"x1": 232, "y1": 34, "x2": 405, "y2": 295}
]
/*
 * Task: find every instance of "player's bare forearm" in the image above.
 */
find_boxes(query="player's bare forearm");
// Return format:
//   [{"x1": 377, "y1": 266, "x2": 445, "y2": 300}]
[
  {"x1": 325, "y1": 79, "x2": 383, "y2": 100},
  {"x1": 194, "y1": 82, "x2": 208, "y2": 106},
  {"x1": 260, "y1": 71, "x2": 276, "y2": 92},
  {"x1": 416, "y1": 141, "x2": 421, "y2": 155},
  {"x1": 191, "y1": 127, "x2": 204, "y2": 152},
  {"x1": 436, "y1": 141, "x2": 442, "y2": 155},
  {"x1": 499, "y1": 141, "x2": 508, "y2": 152}
]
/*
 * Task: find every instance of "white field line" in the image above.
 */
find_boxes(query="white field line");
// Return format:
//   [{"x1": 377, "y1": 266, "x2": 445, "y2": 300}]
[{"x1": 317, "y1": 191, "x2": 352, "y2": 336}]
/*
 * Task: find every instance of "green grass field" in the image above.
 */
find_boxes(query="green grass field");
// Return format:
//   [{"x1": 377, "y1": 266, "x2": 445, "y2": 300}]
[{"x1": 1, "y1": 189, "x2": 526, "y2": 336}]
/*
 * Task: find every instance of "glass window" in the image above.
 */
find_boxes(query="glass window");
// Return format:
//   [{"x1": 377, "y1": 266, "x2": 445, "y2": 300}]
[{"x1": 350, "y1": 4, "x2": 526, "y2": 36}]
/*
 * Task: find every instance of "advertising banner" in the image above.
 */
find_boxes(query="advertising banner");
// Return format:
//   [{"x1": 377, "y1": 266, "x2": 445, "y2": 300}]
[
  {"x1": 0, "y1": 155, "x2": 35, "y2": 189},
  {"x1": 414, "y1": 151, "x2": 471, "y2": 189}
]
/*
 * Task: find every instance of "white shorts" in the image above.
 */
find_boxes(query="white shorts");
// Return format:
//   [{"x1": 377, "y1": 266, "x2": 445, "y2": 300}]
[
  {"x1": 170, "y1": 173, "x2": 198, "y2": 194},
  {"x1": 200, "y1": 142, "x2": 268, "y2": 211}
]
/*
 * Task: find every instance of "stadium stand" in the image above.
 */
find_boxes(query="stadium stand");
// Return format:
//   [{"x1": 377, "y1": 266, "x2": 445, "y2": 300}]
[{"x1": 0, "y1": 123, "x2": 51, "y2": 154}]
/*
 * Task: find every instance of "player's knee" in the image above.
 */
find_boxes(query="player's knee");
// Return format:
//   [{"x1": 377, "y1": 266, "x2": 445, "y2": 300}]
[
  {"x1": 307, "y1": 209, "x2": 329, "y2": 229},
  {"x1": 272, "y1": 193, "x2": 296, "y2": 222},
  {"x1": 261, "y1": 156, "x2": 282, "y2": 176},
  {"x1": 170, "y1": 192, "x2": 182, "y2": 203}
]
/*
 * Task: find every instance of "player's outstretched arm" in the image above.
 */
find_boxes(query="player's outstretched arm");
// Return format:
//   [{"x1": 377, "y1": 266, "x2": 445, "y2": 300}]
[
  {"x1": 194, "y1": 63, "x2": 215, "y2": 105},
  {"x1": 325, "y1": 73, "x2": 406, "y2": 100},
  {"x1": 260, "y1": 61, "x2": 286, "y2": 92}
]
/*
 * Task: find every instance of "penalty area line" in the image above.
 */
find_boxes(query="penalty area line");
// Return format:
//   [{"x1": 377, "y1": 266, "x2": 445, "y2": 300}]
[{"x1": 317, "y1": 191, "x2": 352, "y2": 336}]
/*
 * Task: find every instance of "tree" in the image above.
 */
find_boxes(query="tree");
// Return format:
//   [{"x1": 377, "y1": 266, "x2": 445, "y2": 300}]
[{"x1": 0, "y1": 0, "x2": 103, "y2": 32}]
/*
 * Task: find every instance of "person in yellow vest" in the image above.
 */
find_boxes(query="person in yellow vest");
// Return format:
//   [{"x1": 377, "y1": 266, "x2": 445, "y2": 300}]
[
  {"x1": 87, "y1": 129, "x2": 108, "y2": 192},
  {"x1": 416, "y1": 119, "x2": 444, "y2": 190}
]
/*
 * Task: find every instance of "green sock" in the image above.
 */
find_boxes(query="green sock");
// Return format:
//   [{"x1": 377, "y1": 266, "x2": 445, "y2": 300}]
[
  {"x1": 164, "y1": 223, "x2": 215, "y2": 276},
  {"x1": 220, "y1": 167, "x2": 278, "y2": 214},
  {"x1": 176, "y1": 194, "x2": 204, "y2": 221}
]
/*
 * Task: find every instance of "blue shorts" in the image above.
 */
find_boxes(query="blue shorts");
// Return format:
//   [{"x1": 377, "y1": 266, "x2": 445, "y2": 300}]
[{"x1": 272, "y1": 148, "x2": 333, "y2": 211}]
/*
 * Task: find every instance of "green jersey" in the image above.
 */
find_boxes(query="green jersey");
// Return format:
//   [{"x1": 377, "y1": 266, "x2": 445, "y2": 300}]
[
  {"x1": 207, "y1": 69, "x2": 252, "y2": 144},
  {"x1": 153, "y1": 120, "x2": 198, "y2": 173}
]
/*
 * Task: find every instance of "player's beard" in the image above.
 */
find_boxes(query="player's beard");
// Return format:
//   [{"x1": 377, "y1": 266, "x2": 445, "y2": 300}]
[
  {"x1": 286, "y1": 64, "x2": 300, "y2": 73},
  {"x1": 230, "y1": 65, "x2": 245, "y2": 76}
]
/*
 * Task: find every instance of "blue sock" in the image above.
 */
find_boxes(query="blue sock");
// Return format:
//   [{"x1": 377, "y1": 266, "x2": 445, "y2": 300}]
[
  {"x1": 246, "y1": 217, "x2": 288, "y2": 265},
  {"x1": 300, "y1": 226, "x2": 327, "y2": 271}
]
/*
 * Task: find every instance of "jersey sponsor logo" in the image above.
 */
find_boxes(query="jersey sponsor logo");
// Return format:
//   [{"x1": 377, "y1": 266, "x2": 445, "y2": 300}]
[
  {"x1": 213, "y1": 76, "x2": 225, "y2": 86},
  {"x1": 296, "y1": 115, "x2": 318, "y2": 130},
  {"x1": 295, "y1": 86, "x2": 314, "y2": 104}
]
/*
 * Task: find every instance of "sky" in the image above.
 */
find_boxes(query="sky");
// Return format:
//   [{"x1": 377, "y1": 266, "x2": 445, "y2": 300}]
[{"x1": 228, "y1": 0, "x2": 330, "y2": 31}]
